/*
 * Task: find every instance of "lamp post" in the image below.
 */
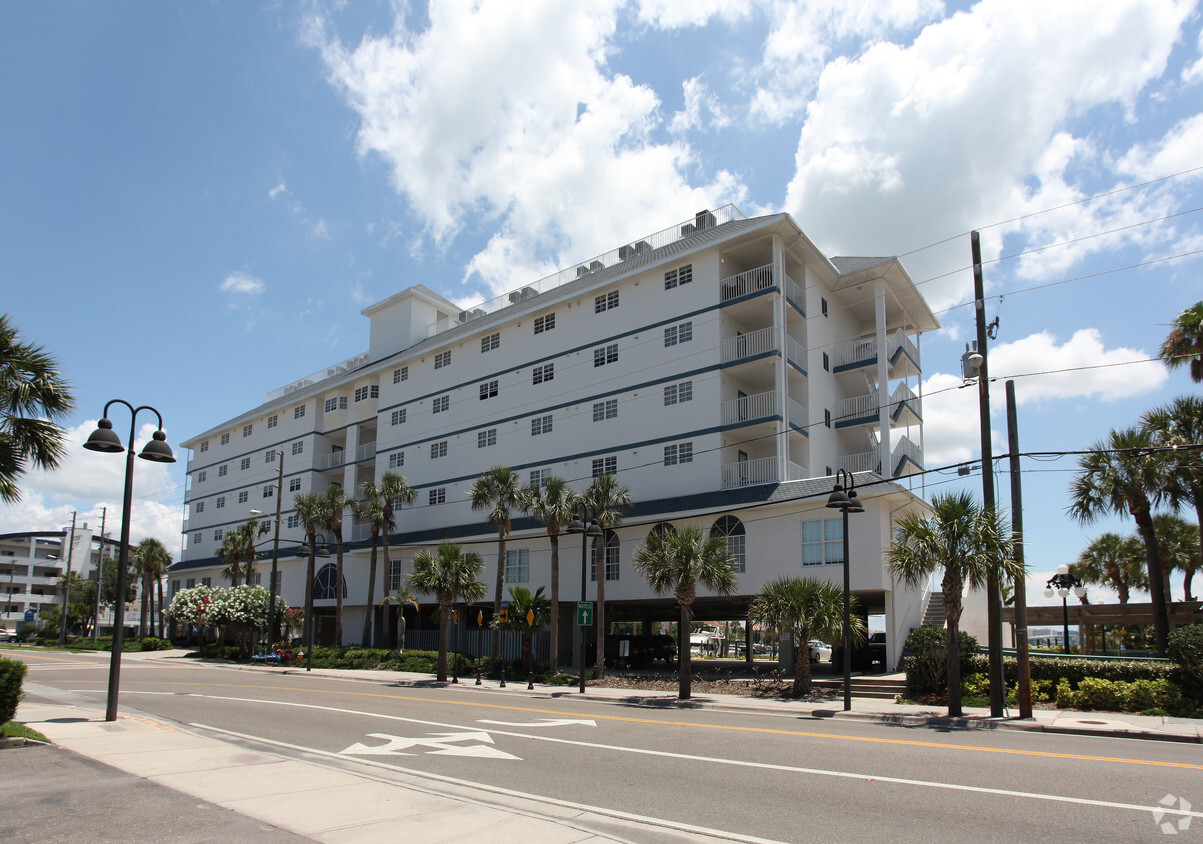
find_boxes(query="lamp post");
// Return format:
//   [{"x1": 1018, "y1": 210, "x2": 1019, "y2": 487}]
[
  {"x1": 1044, "y1": 565, "x2": 1086, "y2": 654},
  {"x1": 566, "y1": 511, "x2": 602, "y2": 695},
  {"x1": 296, "y1": 533, "x2": 330, "y2": 671},
  {"x1": 826, "y1": 469, "x2": 864, "y2": 712},
  {"x1": 83, "y1": 401, "x2": 175, "y2": 722}
]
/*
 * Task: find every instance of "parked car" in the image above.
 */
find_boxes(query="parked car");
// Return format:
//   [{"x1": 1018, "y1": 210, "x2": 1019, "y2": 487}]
[
  {"x1": 647, "y1": 634, "x2": 677, "y2": 665},
  {"x1": 867, "y1": 632, "x2": 887, "y2": 668},
  {"x1": 1, "y1": 626, "x2": 18, "y2": 643},
  {"x1": 808, "y1": 640, "x2": 832, "y2": 663}
]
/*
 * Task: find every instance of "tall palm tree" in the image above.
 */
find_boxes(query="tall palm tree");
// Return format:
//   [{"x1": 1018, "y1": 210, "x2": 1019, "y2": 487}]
[
  {"x1": 352, "y1": 493, "x2": 385, "y2": 647},
  {"x1": 1068, "y1": 426, "x2": 1172, "y2": 655},
  {"x1": 1152, "y1": 514, "x2": 1200, "y2": 603},
  {"x1": 887, "y1": 492, "x2": 1019, "y2": 717},
  {"x1": 580, "y1": 473, "x2": 632, "y2": 680},
  {"x1": 363, "y1": 471, "x2": 415, "y2": 646},
  {"x1": 132, "y1": 538, "x2": 171, "y2": 638},
  {"x1": 469, "y1": 466, "x2": 524, "y2": 660},
  {"x1": 1158, "y1": 301, "x2": 1203, "y2": 383},
  {"x1": 217, "y1": 517, "x2": 270, "y2": 587},
  {"x1": 0, "y1": 313, "x2": 74, "y2": 504},
  {"x1": 407, "y1": 541, "x2": 487, "y2": 681},
  {"x1": 1143, "y1": 395, "x2": 1203, "y2": 599},
  {"x1": 634, "y1": 525, "x2": 737, "y2": 699},
  {"x1": 321, "y1": 484, "x2": 352, "y2": 646},
  {"x1": 750, "y1": 577, "x2": 864, "y2": 696},
  {"x1": 1070, "y1": 532, "x2": 1147, "y2": 604},
  {"x1": 522, "y1": 476, "x2": 576, "y2": 674},
  {"x1": 293, "y1": 492, "x2": 328, "y2": 651}
]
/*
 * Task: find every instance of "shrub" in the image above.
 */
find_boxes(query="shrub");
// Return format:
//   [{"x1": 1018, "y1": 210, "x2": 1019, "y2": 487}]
[
  {"x1": 966, "y1": 654, "x2": 1171, "y2": 686},
  {"x1": 1055, "y1": 676, "x2": 1184, "y2": 712},
  {"x1": 1168, "y1": 624, "x2": 1203, "y2": 705},
  {"x1": 0, "y1": 657, "x2": 28, "y2": 723},
  {"x1": 903, "y1": 626, "x2": 978, "y2": 697}
]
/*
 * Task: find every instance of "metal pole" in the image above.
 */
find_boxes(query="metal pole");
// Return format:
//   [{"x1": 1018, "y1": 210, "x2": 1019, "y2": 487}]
[
  {"x1": 106, "y1": 429, "x2": 138, "y2": 721},
  {"x1": 92, "y1": 508, "x2": 106, "y2": 642},
  {"x1": 842, "y1": 505, "x2": 852, "y2": 712},
  {"x1": 268, "y1": 452, "x2": 283, "y2": 645},
  {"x1": 452, "y1": 606, "x2": 459, "y2": 684},
  {"x1": 580, "y1": 519, "x2": 588, "y2": 695},
  {"x1": 305, "y1": 535, "x2": 317, "y2": 672},
  {"x1": 1006, "y1": 380, "x2": 1033, "y2": 718},
  {"x1": 58, "y1": 511, "x2": 77, "y2": 645},
  {"x1": 1062, "y1": 597, "x2": 1071, "y2": 654}
]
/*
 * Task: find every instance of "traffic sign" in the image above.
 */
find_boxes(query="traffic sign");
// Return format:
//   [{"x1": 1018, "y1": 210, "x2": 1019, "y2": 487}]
[
  {"x1": 499, "y1": 600, "x2": 509, "y2": 623},
  {"x1": 577, "y1": 602, "x2": 594, "y2": 626}
]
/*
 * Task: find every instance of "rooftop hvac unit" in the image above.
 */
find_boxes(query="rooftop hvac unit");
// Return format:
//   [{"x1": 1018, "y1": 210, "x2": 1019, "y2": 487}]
[
  {"x1": 458, "y1": 308, "x2": 486, "y2": 322},
  {"x1": 589, "y1": 260, "x2": 603, "y2": 271},
  {"x1": 681, "y1": 223, "x2": 696, "y2": 236},
  {"x1": 576, "y1": 266, "x2": 590, "y2": 277},
  {"x1": 508, "y1": 286, "x2": 537, "y2": 303},
  {"x1": 695, "y1": 209, "x2": 716, "y2": 230}
]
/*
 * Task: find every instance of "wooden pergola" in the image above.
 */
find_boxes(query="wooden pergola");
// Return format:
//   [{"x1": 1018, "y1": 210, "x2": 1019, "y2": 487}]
[{"x1": 1002, "y1": 601, "x2": 1202, "y2": 651}]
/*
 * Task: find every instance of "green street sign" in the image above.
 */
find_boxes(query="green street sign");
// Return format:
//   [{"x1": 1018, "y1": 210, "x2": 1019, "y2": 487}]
[{"x1": 577, "y1": 602, "x2": 594, "y2": 626}]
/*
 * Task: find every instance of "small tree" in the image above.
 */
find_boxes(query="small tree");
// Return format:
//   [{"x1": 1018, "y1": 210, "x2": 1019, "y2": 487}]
[
  {"x1": 408, "y1": 542, "x2": 487, "y2": 681},
  {"x1": 497, "y1": 585, "x2": 550, "y2": 674}
]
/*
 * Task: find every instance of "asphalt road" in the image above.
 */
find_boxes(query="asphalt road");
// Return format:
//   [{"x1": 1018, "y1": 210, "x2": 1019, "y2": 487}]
[{"x1": 13, "y1": 650, "x2": 1203, "y2": 843}]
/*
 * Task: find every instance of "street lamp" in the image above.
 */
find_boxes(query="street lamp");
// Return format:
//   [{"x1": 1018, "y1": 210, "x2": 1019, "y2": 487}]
[
  {"x1": 83, "y1": 401, "x2": 175, "y2": 721},
  {"x1": 826, "y1": 468, "x2": 864, "y2": 712},
  {"x1": 566, "y1": 511, "x2": 602, "y2": 695},
  {"x1": 250, "y1": 450, "x2": 284, "y2": 646},
  {"x1": 296, "y1": 533, "x2": 330, "y2": 671},
  {"x1": 1044, "y1": 565, "x2": 1086, "y2": 654}
]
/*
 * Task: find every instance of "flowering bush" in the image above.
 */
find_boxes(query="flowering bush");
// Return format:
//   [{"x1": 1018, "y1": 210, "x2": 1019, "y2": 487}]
[
  {"x1": 166, "y1": 585, "x2": 218, "y2": 629},
  {"x1": 168, "y1": 585, "x2": 288, "y2": 656}
]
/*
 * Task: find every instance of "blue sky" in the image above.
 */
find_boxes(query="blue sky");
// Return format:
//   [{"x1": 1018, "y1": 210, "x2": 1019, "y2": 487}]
[{"x1": 3, "y1": 0, "x2": 1202, "y2": 606}]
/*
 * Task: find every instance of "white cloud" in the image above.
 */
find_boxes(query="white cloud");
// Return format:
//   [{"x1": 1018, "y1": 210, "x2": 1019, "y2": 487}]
[
  {"x1": 220, "y1": 271, "x2": 266, "y2": 295},
  {"x1": 269, "y1": 181, "x2": 288, "y2": 199},
  {"x1": 634, "y1": 0, "x2": 751, "y2": 29},
  {"x1": 670, "y1": 76, "x2": 732, "y2": 134}
]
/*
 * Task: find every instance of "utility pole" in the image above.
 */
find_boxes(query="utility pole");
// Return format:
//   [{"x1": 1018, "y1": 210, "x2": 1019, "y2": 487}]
[
  {"x1": 1006, "y1": 381, "x2": 1033, "y2": 718},
  {"x1": 971, "y1": 231, "x2": 1005, "y2": 718},
  {"x1": 58, "y1": 511, "x2": 77, "y2": 645},
  {"x1": 92, "y1": 507, "x2": 107, "y2": 642}
]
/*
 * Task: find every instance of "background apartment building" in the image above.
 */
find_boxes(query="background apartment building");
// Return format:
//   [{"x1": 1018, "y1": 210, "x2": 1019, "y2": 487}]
[{"x1": 172, "y1": 207, "x2": 939, "y2": 669}]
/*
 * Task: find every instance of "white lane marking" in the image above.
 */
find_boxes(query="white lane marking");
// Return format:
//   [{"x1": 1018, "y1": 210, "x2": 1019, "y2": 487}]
[
  {"x1": 181, "y1": 693, "x2": 1203, "y2": 821},
  {"x1": 193, "y1": 722, "x2": 784, "y2": 844},
  {"x1": 477, "y1": 718, "x2": 596, "y2": 728},
  {"x1": 341, "y1": 731, "x2": 521, "y2": 760}
]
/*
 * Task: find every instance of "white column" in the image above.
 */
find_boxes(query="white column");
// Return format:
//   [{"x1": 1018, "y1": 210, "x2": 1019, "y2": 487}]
[
  {"x1": 875, "y1": 280, "x2": 890, "y2": 476},
  {"x1": 773, "y1": 234, "x2": 789, "y2": 482}
]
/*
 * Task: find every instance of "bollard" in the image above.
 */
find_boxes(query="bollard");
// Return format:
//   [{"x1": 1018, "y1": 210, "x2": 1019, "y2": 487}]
[
  {"x1": 527, "y1": 669, "x2": 533, "y2": 690},
  {"x1": 500, "y1": 662, "x2": 507, "y2": 688}
]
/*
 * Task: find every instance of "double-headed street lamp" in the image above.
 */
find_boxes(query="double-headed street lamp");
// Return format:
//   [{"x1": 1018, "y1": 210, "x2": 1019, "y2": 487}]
[
  {"x1": 1045, "y1": 565, "x2": 1086, "y2": 654},
  {"x1": 566, "y1": 511, "x2": 602, "y2": 695},
  {"x1": 826, "y1": 468, "x2": 864, "y2": 712},
  {"x1": 83, "y1": 401, "x2": 175, "y2": 722}
]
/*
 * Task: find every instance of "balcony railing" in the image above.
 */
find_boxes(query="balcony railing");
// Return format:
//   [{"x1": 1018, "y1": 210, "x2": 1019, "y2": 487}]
[
  {"x1": 784, "y1": 274, "x2": 804, "y2": 308},
  {"x1": 722, "y1": 390, "x2": 776, "y2": 426},
  {"x1": 721, "y1": 457, "x2": 807, "y2": 489},
  {"x1": 786, "y1": 334, "x2": 806, "y2": 371},
  {"x1": 721, "y1": 326, "x2": 776, "y2": 364},
  {"x1": 788, "y1": 398, "x2": 808, "y2": 430},
  {"x1": 835, "y1": 391, "x2": 879, "y2": 425},
  {"x1": 838, "y1": 451, "x2": 881, "y2": 475},
  {"x1": 837, "y1": 435, "x2": 923, "y2": 477},
  {"x1": 318, "y1": 441, "x2": 375, "y2": 471},
  {"x1": 720, "y1": 263, "x2": 775, "y2": 302},
  {"x1": 832, "y1": 329, "x2": 921, "y2": 373}
]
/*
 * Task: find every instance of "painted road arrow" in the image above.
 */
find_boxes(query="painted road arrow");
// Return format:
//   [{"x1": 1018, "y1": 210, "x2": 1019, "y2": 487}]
[
  {"x1": 339, "y1": 731, "x2": 521, "y2": 760},
  {"x1": 477, "y1": 718, "x2": 597, "y2": 728}
]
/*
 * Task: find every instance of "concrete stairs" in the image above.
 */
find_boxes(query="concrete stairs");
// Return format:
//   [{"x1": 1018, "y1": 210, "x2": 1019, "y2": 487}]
[
  {"x1": 921, "y1": 591, "x2": 946, "y2": 628},
  {"x1": 811, "y1": 674, "x2": 908, "y2": 700}
]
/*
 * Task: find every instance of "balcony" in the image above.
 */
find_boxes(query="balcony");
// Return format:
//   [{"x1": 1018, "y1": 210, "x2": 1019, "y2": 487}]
[
  {"x1": 838, "y1": 435, "x2": 922, "y2": 478},
  {"x1": 832, "y1": 329, "x2": 921, "y2": 376},
  {"x1": 834, "y1": 383, "x2": 922, "y2": 429},
  {"x1": 720, "y1": 263, "x2": 775, "y2": 302},
  {"x1": 318, "y1": 441, "x2": 375, "y2": 471},
  {"x1": 720, "y1": 390, "x2": 808, "y2": 432},
  {"x1": 721, "y1": 457, "x2": 808, "y2": 489}
]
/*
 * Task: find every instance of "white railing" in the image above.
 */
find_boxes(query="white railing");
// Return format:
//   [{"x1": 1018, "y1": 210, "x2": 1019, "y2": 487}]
[
  {"x1": 835, "y1": 391, "x2": 879, "y2": 423},
  {"x1": 889, "y1": 329, "x2": 920, "y2": 369},
  {"x1": 319, "y1": 450, "x2": 346, "y2": 471},
  {"x1": 833, "y1": 335, "x2": 878, "y2": 369},
  {"x1": 785, "y1": 274, "x2": 804, "y2": 306},
  {"x1": 425, "y1": 205, "x2": 746, "y2": 337},
  {"x1": 355, "y1": 441, "x2": 376, "y2": 462},
  {"x1": 838, "y1": 451, "x2": 881, "y2": 475},
  {"x1": 720, "y1": 263, "x2": 774, "y2": 301},
  {"x1": 721, "y1": 457, "x2": 807, "y2": 488},
  {"x1": 786, "y1": 334, "x2": 806, "y2": 370},
  {"x1": 721, "y1": 390, "x2": 776, "y2": 426},
  {"x1": 266, "y1": 353, "x2": 369, "y2": 402},
  {"x1": 720, "y1": 326, "x2": 776, "y2": 364},
  {"x1": 892, "y1": 435, "x2": 923, "y2": 472},
  {"x1": 788, "y1": 398, "x2": 808, "y2": 429}
]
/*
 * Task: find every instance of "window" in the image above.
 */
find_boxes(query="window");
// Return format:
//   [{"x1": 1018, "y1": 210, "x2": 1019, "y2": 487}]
[
  {"x1": 802, "y1": 519, "x2": 843, "y2": 565},
  {"x1": 218, "y1": 464, "x2": 228, "y2": 477},
  {"x1": 197, "y1": 470, "x2": 206, "y2": 483},
  {"x1": 592, "y1": 456, "x2": 616, "y2": 477},
  {"x1": 664, "y1": 321, "x2": 693, "y2": 347},
  {"x1": 528, "y1": 468, "x2": 548, "y2": 488},
  {"x1": 481, "y1": 333, "x2": 499, "y2": 353},
  {"x1": 199, "y1": 440, "x2": 209, "y2": 453},
  {"x1": 354, "y1": 385, "x2": 378, "y2": 402},
  {"x1": 195, "y1": 501, "x2": 204, "y2": 513},
  {"x1": 478, "y1": 429, "x2": 497, "y2": 448},
  {"x1": 431, "y1": 441, "x2": 448, "y2": 459},
  {"x1": 216, "y1": 496, "x2": 225, "y2": 509},
  {"x1": 591, "y1": 530, "x2": 620, "y2": 581},
  {"x1": 531, "y1": 415, "x2": 552, "y2": 436},
  {"x1": 287, "y1": 515, "x2": 301, "y2": 529},
  {"x1": 594, "y1": 290, "x2": 619, "y2": 313},
  {"x1": 294, "y1": 404, "x2": 305, "y2": 419},
  {"x1": 534, "y1": 313, "x2": 555, "y2": 334},
  {"x1": 240, "y1": 457, "x2": 251, "y2": 470},
  {"x1": 593, "y1": 399, "x2": 617, "y2": 421},
  {"x1": 389, "y1": 559, "x2": 404, "y2": 592},
  {"x1": 393, "y1": 366, "x2": 408, "y2": 383},
  {"x1": 434, "y1": 351, "x2": 451, "y2": 369},
  {"x1": 267, "y1": 414, "x2": 278, "y2": 429},
  {"x1": 532, "y1": 363, "x2": 554, "y2": 384},
  {"x1": 433, "y1": 395, "x2": 449, "y2": 413},
  {"x1": 664, "y1": 381, "x2": 693, "y2": 405},
  {"x1": 262, "y1": 485, "x2": 274, "y2": 499},
  {"x1": 824, "y1": 409, "x2": 831, "y2": 428},
  {"x1": 821, "y1": 297, "x2": 828, "y2": 317},
  {"x1": 213, "y1": 530, "x2": 223, "y2": 542},
  {"x1": 389, "y1": 451, "x2": 405, "y2": 469},
  {"x1": 201, "y1": 577, "x2": 212, "y2": 587},
  {"x1": 664, "y1": 264, "x2": 693, "y2": 289},
  {"x1": 243, "y1": 424, "x2": 253, "y2": 438},
  {"x1": 221, "y1": 433, "x2": 230, "y2": 445},
  {"x1": 428, "y1": 488, "x2": 446, "y2": 506},
  {"x1": 186, "y1": 577, "x2": 196, "y2": 588},
  {"x1": 324, "y1": 396, "x2": 348, "y2": 412},
  {"x1": 823, "y1": 352, "x2": 830, "y2": 372},
  {"x1": 391, "y1": 409, "x2": 406, "y2": 425},
  {"x1": 664, "y1": 442, "x2": 693, "y2": 465},
  {"x1": 265, "y1": 450, "x2": 277, "y2": 463},
  {"x1": 505, "y1": 549, "x2": 530, "y2": 584},
  {"x1": 593, "y1": 343, "x2": 618, "y2": 367},
  {"x1": 289, "y1": 478, "x2": 302, "y2": 492},
  {"x1": 313, "y1": 564, "x2": 345, "y2": 600},
  {"x1": 479, "y1": 379, "x2": 498, "y2": 400},
  {"x1": 248, "y1": 571, "x2": 262, "y2": 586},
  {"x1": 237, "y1": 491, "x2": 248, "y2": 504},
  {"x1": 292, "y1": 441, "x2": 304, "y2": 455}
]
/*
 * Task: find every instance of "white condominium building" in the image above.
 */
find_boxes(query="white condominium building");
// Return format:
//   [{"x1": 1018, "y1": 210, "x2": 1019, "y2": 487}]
[{"x1": 172, "y1": 207, "x2": 939, "y2": 669}]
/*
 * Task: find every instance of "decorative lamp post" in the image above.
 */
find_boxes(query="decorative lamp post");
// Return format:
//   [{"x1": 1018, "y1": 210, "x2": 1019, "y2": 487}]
[
  {"x1": 83, "y1": 401, "x2": 175, "y2": 722},
  {"x1": 296, "y1": 533, "x2": 330, "y2": 671},
  {"x1": 452, "y1": 606, "x2": 460, "y2": 684},
  {"x1": 566, "y1": 512, "x2": 602, "y2": 695},
  {"x1": 1044, "y1": 565, "x2": 1085, "y2": 653},
  {"x1": 826, "y1": 468, "x2": 864, "y2": 712}
]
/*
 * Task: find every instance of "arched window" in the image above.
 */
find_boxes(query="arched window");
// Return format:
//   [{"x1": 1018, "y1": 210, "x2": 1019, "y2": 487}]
[
  {"x1": 590, "y1": 529, "x2": 621, "y2": 582},
  {"x1": 313, "y1": 563, "x2": 347, "y2": 599},
  {"x1": 711, "y1": 515, "x2": 746, "y2": 573},
  {"x1": 649, "y1": 522, "x2": 675, "y2": 539}
]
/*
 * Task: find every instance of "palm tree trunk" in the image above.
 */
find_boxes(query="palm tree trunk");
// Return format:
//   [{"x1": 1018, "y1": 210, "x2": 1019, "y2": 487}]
[
  {"x1": 140, "y1": 573, "x2": 149, "y2": 638},
  {"x1": 792, "y1": 632, "x2": 812, "y2": 696},
  {"x1": 491, "y1": 532, "x2": 506, "y2": 660},
  {"x1": 156, "y1": 576, "x2": 165, "y2": 638},
  {"x1": 594, "y1": 534, "x2": 606, "y2": 680},
  {"x1": 335, "y1": 535, "x2": 344, "y2": 646},
  {"x1": 943, "y1": 570, "x2": 964, "y2": 718},
  {"x1": 363, "y1": 534, "x2": 379, "y2": 646},
  {"x1": 1133, "y1": 509, "x2": 1169, "y2": 655},
  {"x1": 304, "y1": 531, "x2": 316, "y2": 653},
  {"x1": 678, "y1": 601, "x2": 692, "y2": 700},
  {"x1": 437, "y1": 598, "x2": 450, "y2": 681},
  {"x1": 549, "y1": 533, "x2": 560, "y2": 674}
]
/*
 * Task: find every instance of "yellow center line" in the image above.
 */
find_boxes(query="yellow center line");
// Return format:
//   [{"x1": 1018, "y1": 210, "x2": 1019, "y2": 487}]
[
  {"x1": 57, "y1": 678, "x2": 1202, "y2": 770},
  {"x1": 15, "y1": 652, "x2": 108, "y2": 664}
]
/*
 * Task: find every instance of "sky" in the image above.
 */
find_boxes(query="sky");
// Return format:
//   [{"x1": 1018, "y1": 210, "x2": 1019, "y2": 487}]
[{"x1": 2, "y1": 0, "x2": 1202, "y2": 608}]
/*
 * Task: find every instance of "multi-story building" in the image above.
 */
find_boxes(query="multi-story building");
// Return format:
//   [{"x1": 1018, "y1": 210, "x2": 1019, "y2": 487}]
[{"x1": 171, "y1": 207, "x2": 939, "y2": 669}]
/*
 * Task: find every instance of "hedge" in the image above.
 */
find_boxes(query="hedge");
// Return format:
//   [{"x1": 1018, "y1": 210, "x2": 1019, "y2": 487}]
[
  {"x1": 0, "y1": 657, "x2": 27, "y2": 723},
  {"x1": 965, "y1": 654, "x2": 1172, "y2": 685}
]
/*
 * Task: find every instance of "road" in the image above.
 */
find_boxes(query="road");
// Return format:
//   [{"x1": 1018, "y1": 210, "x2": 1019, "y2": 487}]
[{"x1": 12, "y1": 649, "x2": 1203, "y2": 843}]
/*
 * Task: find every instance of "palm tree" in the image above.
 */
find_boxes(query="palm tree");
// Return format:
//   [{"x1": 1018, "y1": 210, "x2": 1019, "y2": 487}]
[
  {"x1": 469, "y1": 466, "x2": 524, "y2": 660},
  {"x1": 1158, "y1": 301, "x2": 1203, "y2": 382},
  {"x1": 1143, "y1": 396, "x2": 1203, "y2": 600},
  {"x1": 750, "y1": 577, "x2": 864, "y2": 696},
  {"x1": 1152, "y1": 514, "x2": 1200, "y2": 603},
  {"x1": 351, "y1": 494, "x2": 385, "y2": 646},
  {"x1": 358, "y1": 472, "x2": 415, "y2": 647},
  {"x1": 522, "y1": 476, "x2": 576, "y2": 674},
  {"x1": 380, "y1": 587, "x2": 419, "y2": 650},
  {"x1": 633, "y1": 525, "x2": 737, "y2": 699},
  {"x1": 887, "y1": 492, "x2": 1019, "y2": 717},
  {"x1": 293, "y1": 492, "x2": 328, "y2": 651},
  {"x1": 1068, "y1": 427, "x2": 1172, "y2": 655},
  {"x1": 321, "y1": 484, "x2": 352, "y2": 646},
  {"x1": 579, "y1": 473, "x2": 632, "y2": 680},
  {"x1": 1070, "y1": 532, "x2": 1147, "y2": 604},
  {"x1": 407, "y1": 541, "x2": 487, "y2": 681},
  {"x1": 132, "y1": 538, "x2": 171, "y2": 638},
  {"x1": 217, "y1": 517, "x2": 270, "y2": 587},
  {"x1": 0, "y1": 313, "x2": 74, "y2": 504},
  {"x1": 499, "y1": 585, "x2": 551, "y2": 675}
]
